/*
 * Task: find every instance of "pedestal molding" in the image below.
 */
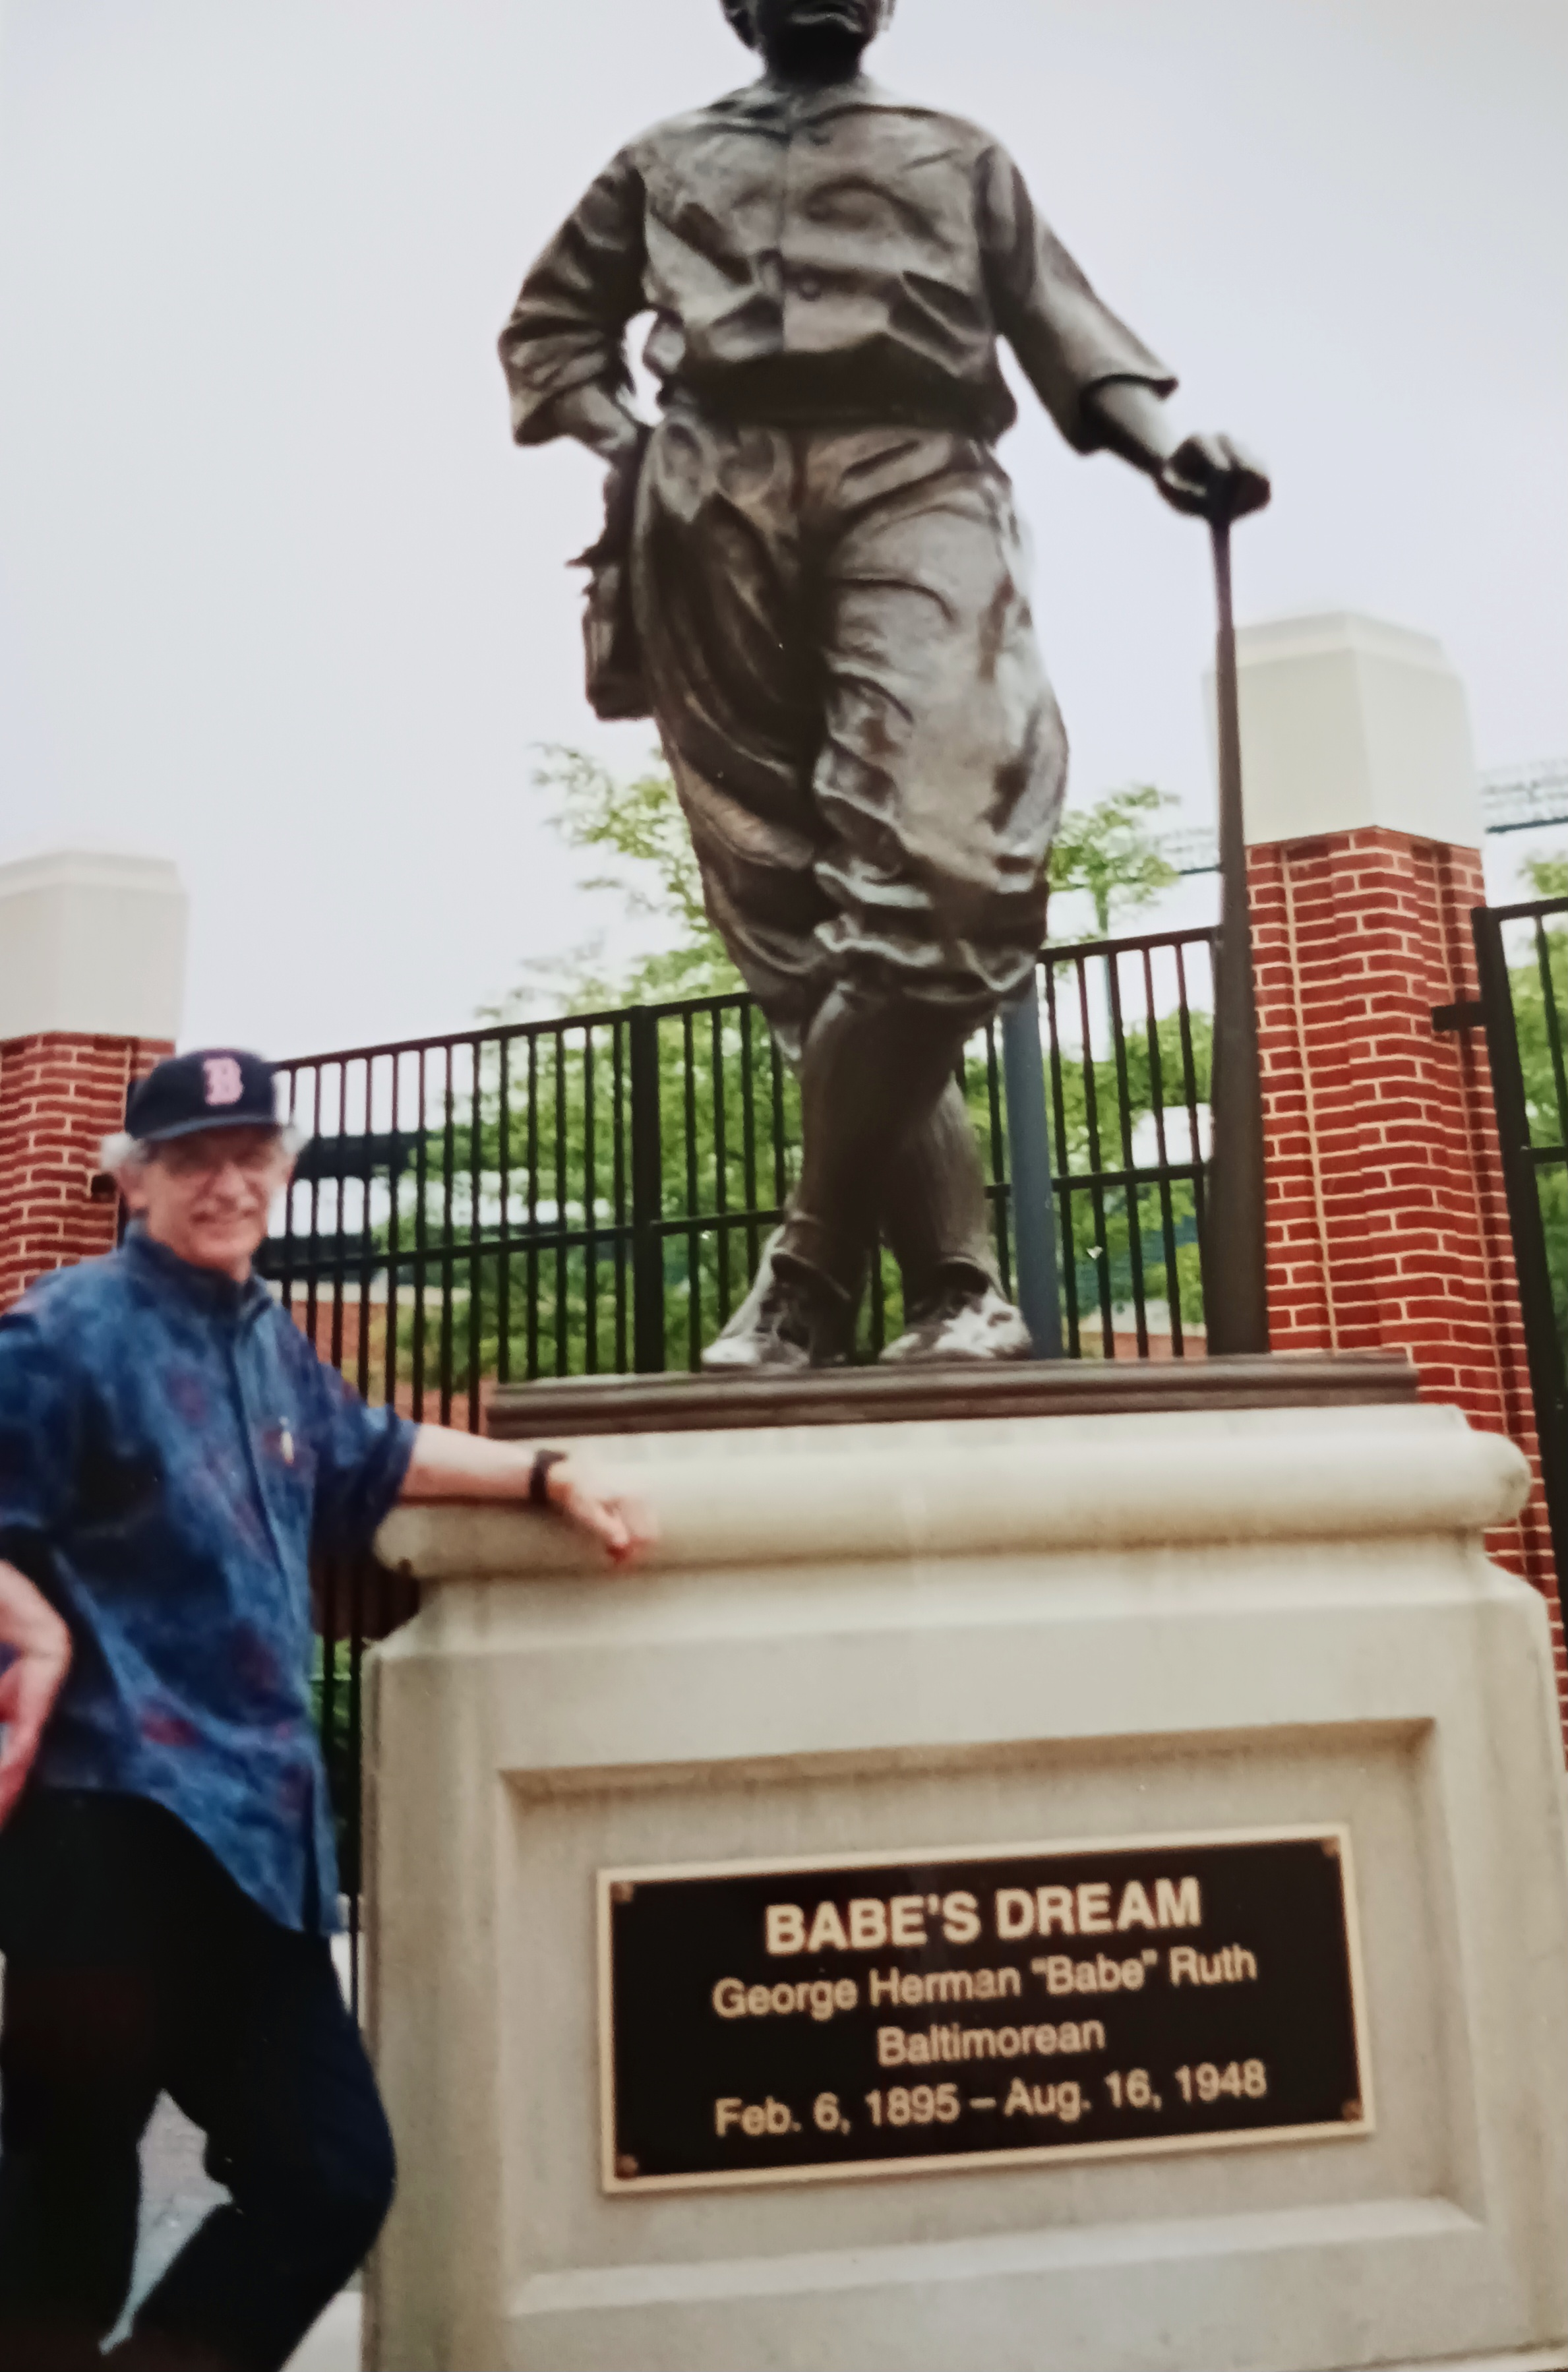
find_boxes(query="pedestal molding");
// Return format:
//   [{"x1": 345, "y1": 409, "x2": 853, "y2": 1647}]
[{"x1": 380, "y1": 1403, "x2": 1528, "y2": 1583}]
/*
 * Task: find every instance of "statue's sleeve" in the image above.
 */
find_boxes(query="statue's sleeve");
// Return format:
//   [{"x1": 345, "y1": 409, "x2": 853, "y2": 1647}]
[
  {"x1": 498, "y1": 149, "x2": 648, "y2": 446},
  {"x1": 979, "y1": 144, "x2": 1176, "y2": 453}
]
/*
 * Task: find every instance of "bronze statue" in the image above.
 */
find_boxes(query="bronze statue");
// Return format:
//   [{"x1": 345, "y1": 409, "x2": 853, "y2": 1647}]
[{"x1": 500, "y1": 0, "x2": 1267, "y2": 1370}]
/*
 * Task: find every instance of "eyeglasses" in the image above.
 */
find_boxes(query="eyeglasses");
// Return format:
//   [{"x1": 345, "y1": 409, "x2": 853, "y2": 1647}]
[{"x1": 155, "y1": 1132, "x2": 286, "y2": 1181}]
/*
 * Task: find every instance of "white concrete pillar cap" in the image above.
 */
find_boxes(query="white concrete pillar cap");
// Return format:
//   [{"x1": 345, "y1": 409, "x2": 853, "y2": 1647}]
[
  {"x1": 1207, "y1": 611, "x2": 1482, "y2": 850},
  {"x1": 0, "y1": 850, "x2": 187, "y2": 1043}
]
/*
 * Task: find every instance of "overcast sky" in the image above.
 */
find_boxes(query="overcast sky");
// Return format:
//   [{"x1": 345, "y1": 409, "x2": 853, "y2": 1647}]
[{"x1": 1, "y1": 0, "x2": 1563, "y2": 1056}]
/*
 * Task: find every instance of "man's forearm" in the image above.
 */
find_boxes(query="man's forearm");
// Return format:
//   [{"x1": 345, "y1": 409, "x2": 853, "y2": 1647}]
[
  {"x1": 398, "y1": 1426, "x2": 655, "y2": 1564},
  {"x1": 400, "y1": 1426, "x2": 542, "y2": 1502}
]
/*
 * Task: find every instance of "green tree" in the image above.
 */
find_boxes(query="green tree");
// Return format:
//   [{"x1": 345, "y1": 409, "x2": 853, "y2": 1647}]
[
  {"x1": 1048, "y1": 783, "x2": 1179, "y2": 936},
  {"x1": 491, "y1": 746, "x2": 738, "y2": 1017},
  {"x1": 1523, "y1": 853, "x2": 1568, "y2": 901},
  {"x1": 1042, "y1": 782, "x2": 1201, "y2": 1338}
]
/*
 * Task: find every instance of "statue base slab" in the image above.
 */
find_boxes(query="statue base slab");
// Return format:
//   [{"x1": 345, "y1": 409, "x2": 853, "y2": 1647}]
[
  {"x1": 366, "y1": 1384, "x2": 1568, "y2": 2372},
  {"x1": 485, "y1": 1347, "x2": 1416, "y2": 1438}
]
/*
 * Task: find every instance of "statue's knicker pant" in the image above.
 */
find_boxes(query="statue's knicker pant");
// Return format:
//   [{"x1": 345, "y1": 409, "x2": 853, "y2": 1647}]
[{"x1": 632, "y1": 407, "x2": 1066, "y2": 1293}]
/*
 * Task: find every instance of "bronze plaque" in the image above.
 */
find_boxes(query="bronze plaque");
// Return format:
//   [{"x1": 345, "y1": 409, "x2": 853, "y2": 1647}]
[{"x1": 599, "y1": 1825, "x2": 1372, "y2": 2193}]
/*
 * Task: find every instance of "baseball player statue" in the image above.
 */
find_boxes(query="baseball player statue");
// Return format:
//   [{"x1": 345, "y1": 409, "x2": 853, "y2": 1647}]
[{"x1": 500, "y1": 0, "x2": 1267, "y2": 1370}]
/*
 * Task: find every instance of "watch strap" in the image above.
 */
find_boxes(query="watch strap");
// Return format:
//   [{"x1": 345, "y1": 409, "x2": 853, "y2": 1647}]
[{"x1": 529, "y1": 1447, "x2": 568, "y2": 1509}]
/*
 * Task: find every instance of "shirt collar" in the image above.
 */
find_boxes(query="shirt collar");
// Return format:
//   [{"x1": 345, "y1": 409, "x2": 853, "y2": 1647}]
[
  {"x1": 121, "y1": 1225, "x2": 273, "y2": 1324},
  {"x1": 721, "y1": 71, "x2": 907, "y2": 128}
]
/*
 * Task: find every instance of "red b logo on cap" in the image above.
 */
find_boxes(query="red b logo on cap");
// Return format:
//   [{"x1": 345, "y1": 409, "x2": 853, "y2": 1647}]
[{"x1": 202, "y1": 1056, "x2": 244, "y2": 1107}]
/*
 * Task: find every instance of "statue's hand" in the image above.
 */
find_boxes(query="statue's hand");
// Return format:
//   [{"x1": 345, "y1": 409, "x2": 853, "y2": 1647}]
[
  {"x1": 572, "y1": 423, "x2": 652, "y2": 570},
  {"x1": 600, "y1": 425, "x2": 651, "y2": 550},
  {"x1": 548, "y1": 382, "x2": 645, "y2": 467},
  {"x1": 1157, "y1": 433, "x2": 1271, "y2": 525}
]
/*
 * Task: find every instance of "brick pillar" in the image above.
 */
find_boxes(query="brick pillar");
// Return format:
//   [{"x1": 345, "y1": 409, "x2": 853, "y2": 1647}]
[
  {"x1": 1231, "y1": 617, "x2": 1557, "y2": 1652},
  {"x1": 0, "y1": 1033, "x2": 175, "y2": 1305},
  {"x1": 0, "y1": 853, "x2": 187, "y2": 1307}
]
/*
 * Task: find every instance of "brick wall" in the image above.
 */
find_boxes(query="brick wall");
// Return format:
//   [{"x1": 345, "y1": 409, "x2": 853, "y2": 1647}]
[
  {"x1": 1249, "y1": 827, "x2": 1559, "y2": 1680},
  {"x1": 0, "y1": 1032, "x2": 171, "y2": 1308}
]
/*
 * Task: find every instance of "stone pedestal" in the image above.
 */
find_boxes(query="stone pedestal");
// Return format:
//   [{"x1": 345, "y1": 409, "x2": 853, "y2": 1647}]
[{"x1": 366, "y1": 1372, "x2": 1568, "y2": 2372}]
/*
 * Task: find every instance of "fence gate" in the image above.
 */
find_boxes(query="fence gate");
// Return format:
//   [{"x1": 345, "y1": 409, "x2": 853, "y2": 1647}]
[{"x1": 1472, "y1": 895, "x2": 1568, "y2": 1590}]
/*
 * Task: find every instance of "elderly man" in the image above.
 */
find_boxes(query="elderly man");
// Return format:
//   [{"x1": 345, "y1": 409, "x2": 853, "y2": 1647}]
[
  {"x1": 0, "y1": 1048, "x2": 650, "y2": 2372},
  {"x1": 500, "y1": 0, "x2": 1266, "y2": 1369}
]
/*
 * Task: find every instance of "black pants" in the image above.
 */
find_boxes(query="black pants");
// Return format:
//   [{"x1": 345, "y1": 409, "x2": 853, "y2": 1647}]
[{"x1": 0, "y1": 1790, "x2": 395, "y2": 2372}]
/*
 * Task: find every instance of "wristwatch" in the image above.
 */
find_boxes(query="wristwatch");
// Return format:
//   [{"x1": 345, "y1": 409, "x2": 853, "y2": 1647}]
[{"x1": 529, "y1": 1447, "x2": 568, "y2": 1509}]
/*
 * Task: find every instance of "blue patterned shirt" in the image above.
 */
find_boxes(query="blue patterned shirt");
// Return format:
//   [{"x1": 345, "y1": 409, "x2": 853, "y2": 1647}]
[{"x1": 0, "y1": 1231, "x2": 417, "y2": 1934}]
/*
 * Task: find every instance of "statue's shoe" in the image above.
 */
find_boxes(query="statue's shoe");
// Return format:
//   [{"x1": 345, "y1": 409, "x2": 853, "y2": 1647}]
[
  {"x1": 701, "y1": 1289, "x2": 816, "y2": 1370},
  {"x1": 881, "y1": 1283, "x2": 1033, "y2": 1364},
  {"x1": 702, "y1": 1231, "x2": 853, "y2": 1372}
]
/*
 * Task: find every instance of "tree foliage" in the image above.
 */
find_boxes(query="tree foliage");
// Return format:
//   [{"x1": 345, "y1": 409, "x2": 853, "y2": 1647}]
[
  {"x1": 1523, "y1": 853, "x2": 1568, "y2": 902},
  {"x1": 490, "y1": 745, "x2": 738, "y2": 1016},
  {"x1": 1048, "y1": 783, "x2": 1179, "y2": 936}
]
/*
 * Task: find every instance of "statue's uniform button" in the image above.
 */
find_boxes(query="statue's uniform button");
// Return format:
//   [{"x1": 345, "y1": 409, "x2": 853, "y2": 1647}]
[{"x1": 795, "y1": 272, "x2": 822, "y2": 301}]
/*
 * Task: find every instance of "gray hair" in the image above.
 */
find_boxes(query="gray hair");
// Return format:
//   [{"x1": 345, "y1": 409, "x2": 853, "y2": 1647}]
[{"x1": 100, "y1": 1123, "x2": 307, "y2": 1174}]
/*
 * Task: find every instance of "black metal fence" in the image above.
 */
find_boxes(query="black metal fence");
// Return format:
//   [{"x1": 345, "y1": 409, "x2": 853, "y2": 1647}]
[
  {"x1": 278, "y1": 923, "x2": 1216, "y2": 1966},
  {"x1": 1474, "y1": 895, "x2": 1568, "y2": 1595},
  {"x1": 265, "y1": 924, "x2": 1215, "y2": 1401}
]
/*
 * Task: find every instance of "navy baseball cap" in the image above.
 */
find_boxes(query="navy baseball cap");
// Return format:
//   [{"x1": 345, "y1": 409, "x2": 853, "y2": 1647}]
[{"x1": 125, "y1": 1049, "x2": 281, "y2": 1144}]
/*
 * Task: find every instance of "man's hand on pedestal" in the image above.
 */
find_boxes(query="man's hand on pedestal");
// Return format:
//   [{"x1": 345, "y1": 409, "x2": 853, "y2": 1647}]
[{"x1": 541, "y1": 1455, "x2": 655, "y2": 1566}]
